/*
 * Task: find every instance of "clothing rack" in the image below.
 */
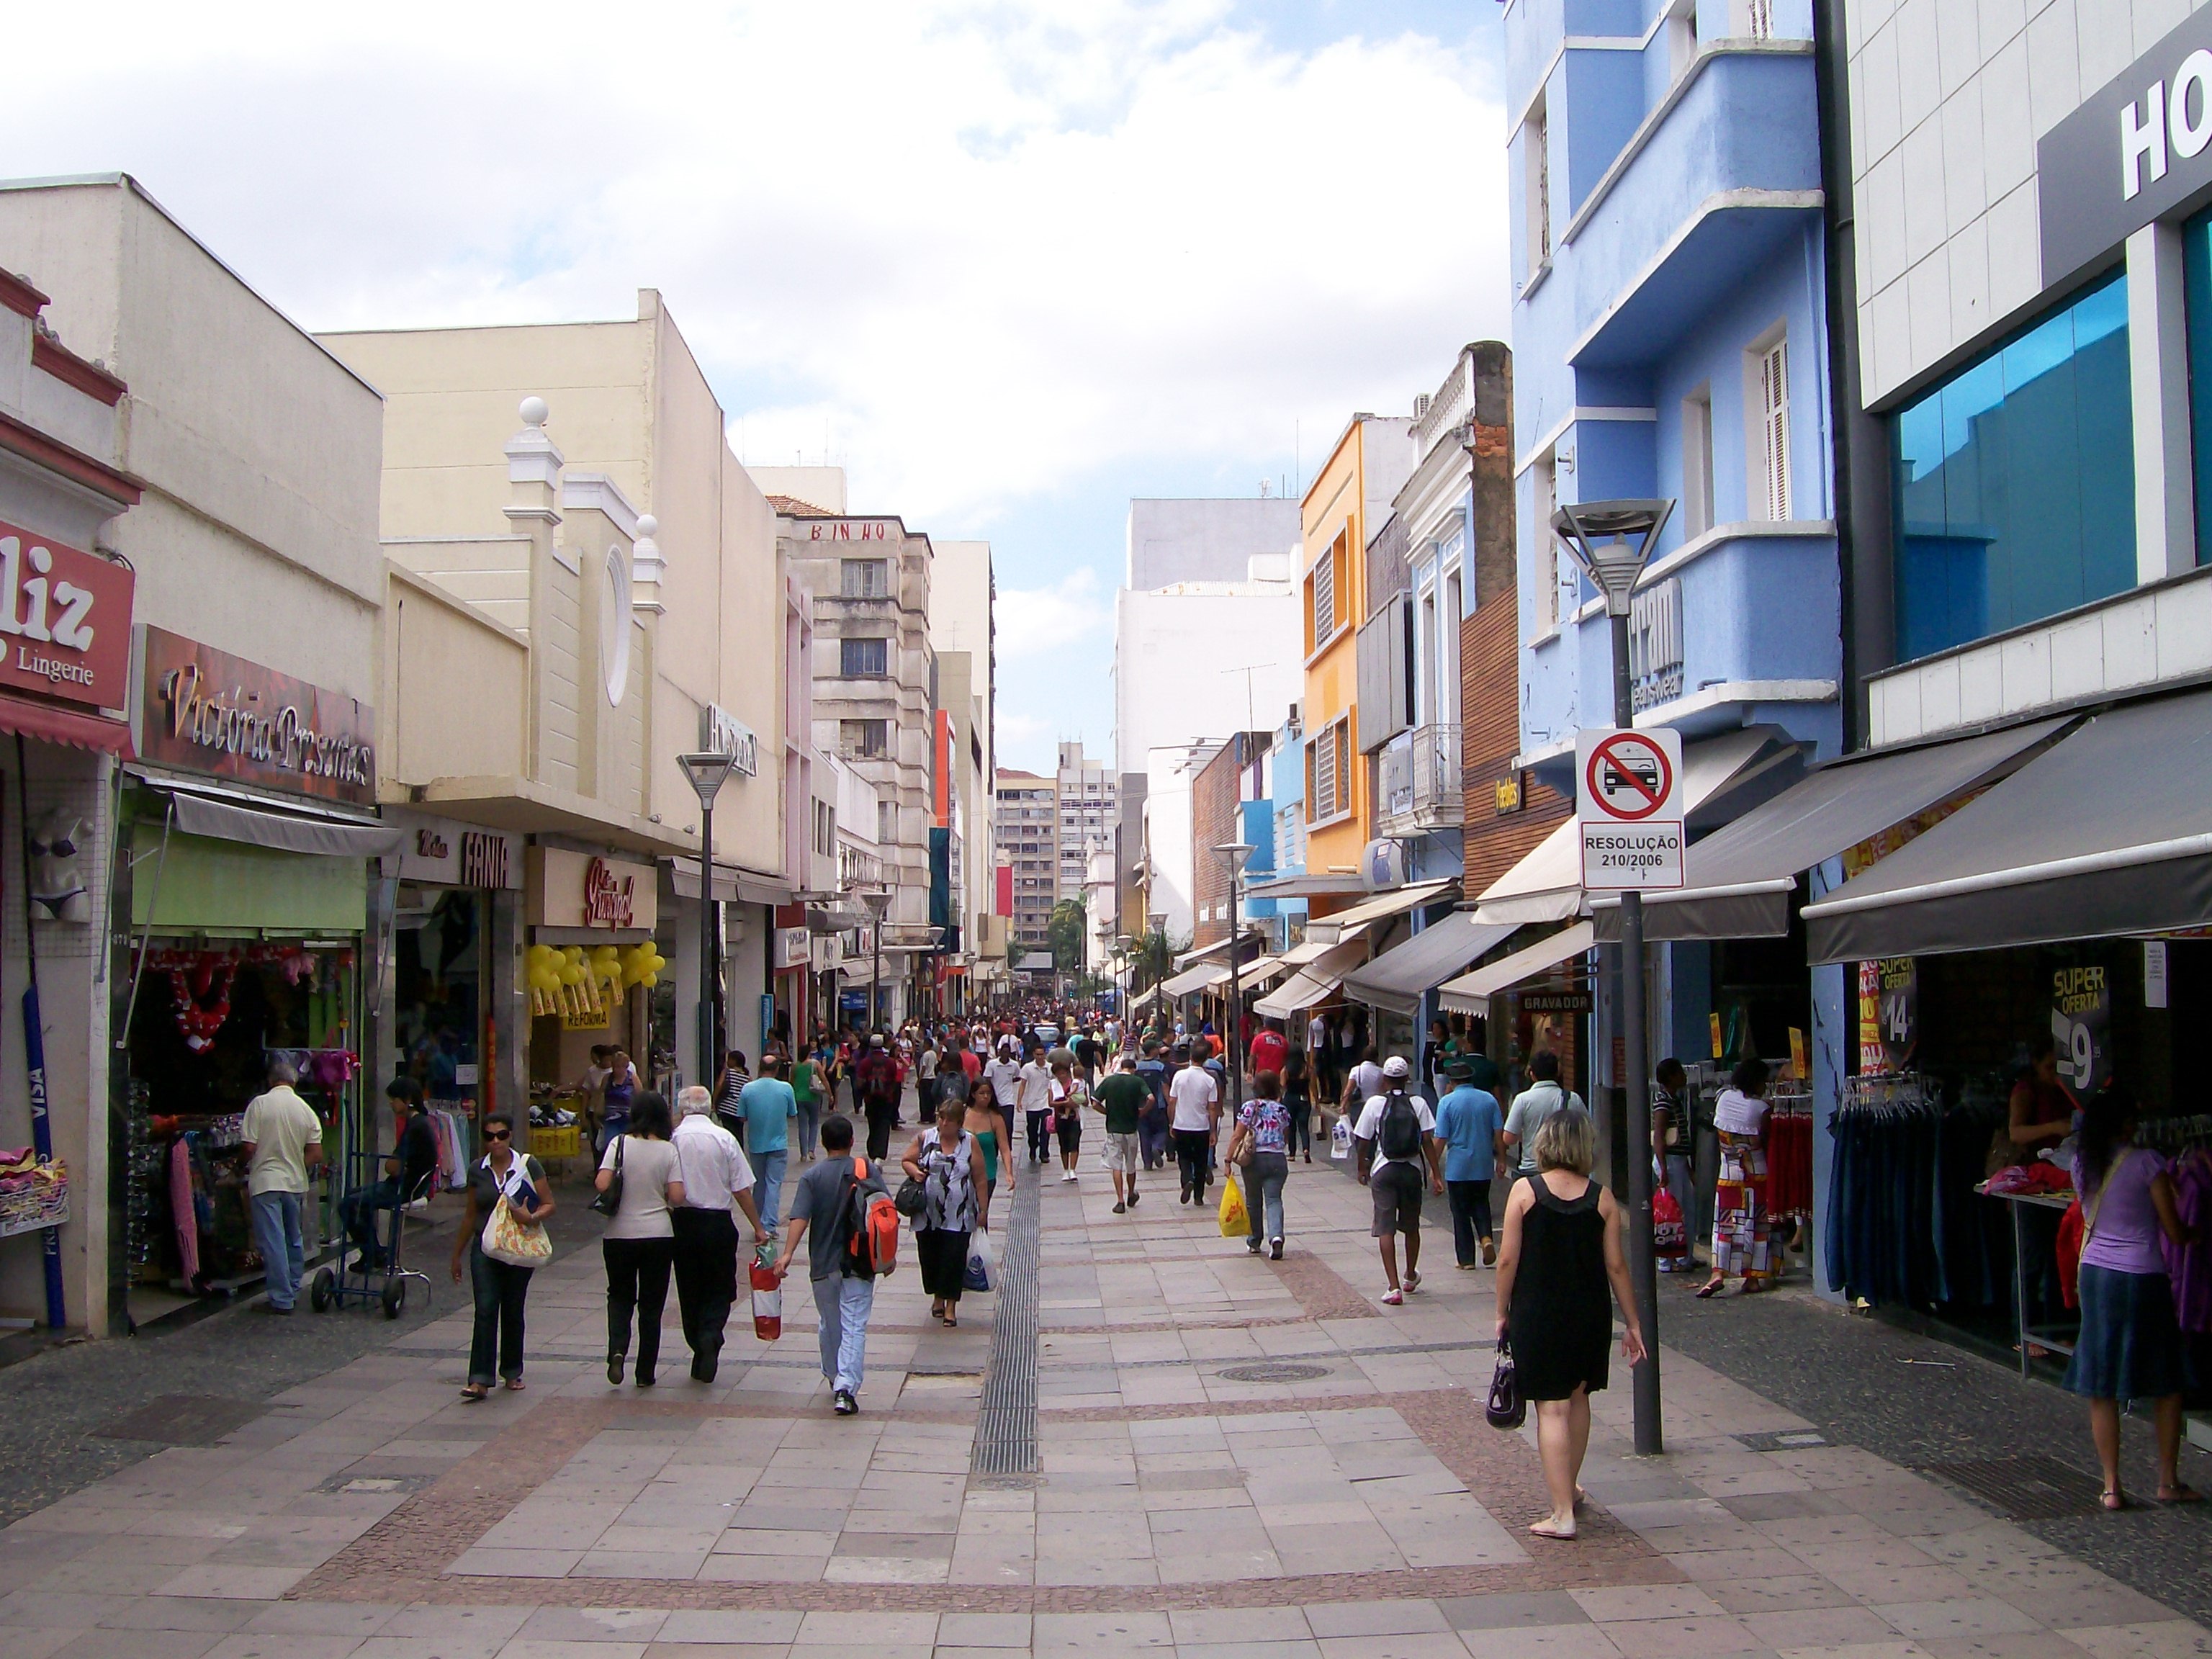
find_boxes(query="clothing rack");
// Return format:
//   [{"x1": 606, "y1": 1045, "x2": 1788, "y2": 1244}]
[
  {"x1": 2140, "y1": 1114, "x2": 2212, "y2": 1154},
  {"x1": 1840, "y1": 1071, "x2": 1941, "y2": 1114}
]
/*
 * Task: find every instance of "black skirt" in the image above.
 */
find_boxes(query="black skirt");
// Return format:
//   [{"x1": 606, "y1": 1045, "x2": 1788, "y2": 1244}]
[
  {"x1": 917, "y1": 1227, "x2": 971, "y2": 1300},
  {"x1": 1506, "y1": 1174, "x2": 1613, "y2": 1401}
]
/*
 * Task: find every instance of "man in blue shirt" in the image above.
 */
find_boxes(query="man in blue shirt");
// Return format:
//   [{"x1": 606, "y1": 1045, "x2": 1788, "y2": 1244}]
[
  {"x1": 737, "y1": 1055, "x2": 797, "y2": 1238},
  {"x1": 1433, "y1": 1058, "x2": 1503, "y2": 1269}
]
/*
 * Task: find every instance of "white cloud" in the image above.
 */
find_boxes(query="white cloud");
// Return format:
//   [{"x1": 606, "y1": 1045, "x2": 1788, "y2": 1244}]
[
  {"x1": 996, "y1": 567, "x2": 1110, "y2": 658},
  {"x1": 12, "y1": 1, "x2": 1509, "y2": 527}
]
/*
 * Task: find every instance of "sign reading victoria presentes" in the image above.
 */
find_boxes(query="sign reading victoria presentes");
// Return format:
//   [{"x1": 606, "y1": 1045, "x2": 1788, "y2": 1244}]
[
  {"x1": 0, "y1": 520, "x2": 135, "y2": 709},
  {"x1": 139, "y1": 626, "x2": 375, "y2": 806},
  {"x1": 2039, "y1": 7, "x2": 2212, "y2": 287}
]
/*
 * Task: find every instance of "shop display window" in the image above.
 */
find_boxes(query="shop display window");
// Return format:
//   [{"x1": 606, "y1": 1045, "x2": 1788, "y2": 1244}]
[
  {"x1": 1891, "y1": 271, "x2": 2135, "y2": 663},
  {"x1": 393, "y1": 888, "x2": 482, "y2": 1106}
]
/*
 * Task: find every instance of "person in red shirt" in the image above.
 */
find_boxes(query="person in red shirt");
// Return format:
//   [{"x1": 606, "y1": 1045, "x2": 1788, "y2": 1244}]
[{"x1": 1249, "y1": 1023, "x2": 1288, "y2": 1082}]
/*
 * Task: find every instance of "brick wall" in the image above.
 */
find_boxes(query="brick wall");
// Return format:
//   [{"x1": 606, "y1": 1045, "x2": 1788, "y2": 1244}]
[{"x1": 1191, "y1": 734, "x2": 1268, "y2": 947}]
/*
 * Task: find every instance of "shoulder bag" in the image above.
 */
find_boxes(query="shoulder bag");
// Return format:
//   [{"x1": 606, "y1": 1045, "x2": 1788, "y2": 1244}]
[
  {"x1": 590, "y1": 1135, "x2": 626, "y2": 1218},
  {"x1": 1485, "y1": 1334, "x2": 1525, "y2": 1430},
  {"x1": 482, "y1": 1194, "x2": 554, "y2": 1267}
]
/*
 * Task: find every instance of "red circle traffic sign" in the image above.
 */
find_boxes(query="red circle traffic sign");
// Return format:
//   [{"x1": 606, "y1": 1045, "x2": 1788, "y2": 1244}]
[{"x1": 1584, "y1": 732, "x2": 1673, "y2": 821}]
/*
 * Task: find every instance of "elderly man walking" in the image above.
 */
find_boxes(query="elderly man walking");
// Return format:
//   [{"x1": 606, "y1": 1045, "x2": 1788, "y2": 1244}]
[
  {"x1": 242, "y1": 1058, "x2": 324, "y2": 1314},
  {"x1": 670, "y1": 1085, "x2": 765, "y2": 1383}
]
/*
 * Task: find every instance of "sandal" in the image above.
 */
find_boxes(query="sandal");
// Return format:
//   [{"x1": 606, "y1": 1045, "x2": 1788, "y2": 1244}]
[
  {"x1": 1529, "y1": 1516, "x2": 1577, "y2": 1539},
  {"x1": 1695, "y1": 1278, "x2": 1726, "y2": 1299},
  {"x1": 2101, "y1": 1489, "x2": 2128, "y2": 1511},
  {"x1": 503, "y1": 1377, "x2": 526, "y2": 1392},
  {"x1": 2155, "y1": 1484, "x2": 2202, "y2": 1504},
  {"x1": 943, "y1": 1311, "x2": 958, "y2": 1329},
  {"x1": 459, "y1": 1385, "x2": 489, "y2": 1402}
]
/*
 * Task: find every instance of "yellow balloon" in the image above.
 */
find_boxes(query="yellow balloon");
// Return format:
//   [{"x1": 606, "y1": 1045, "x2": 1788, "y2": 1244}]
[{"x1": 639, "y1": 971, "x2": 658, "y2": 989}]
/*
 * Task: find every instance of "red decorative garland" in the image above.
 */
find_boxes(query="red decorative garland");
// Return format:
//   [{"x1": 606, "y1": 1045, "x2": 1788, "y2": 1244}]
[{"x1": 166, "y1": 961, "x2": 235, "y2": 1051}]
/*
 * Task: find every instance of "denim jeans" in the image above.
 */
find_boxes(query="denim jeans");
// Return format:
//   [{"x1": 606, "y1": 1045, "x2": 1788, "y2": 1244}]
[
  {"x1": 467, "y1": 1243, "x2": 531, "y2": 1385},
  {"x1": 338, "y1": 1177, "x2": 401, "y2": 1265},
  {"x1": 753, "y1": 1148, "x2": 788, "y2": 1234},
  {"x1": 251, "y1": 1190, "x2": 305, "y2": 1308},
  {"x1": 1244, "y1": 1151, "x2": 1287, "y2": 1245},
  {"x1": 793, "y1": 1098, "x2": 821, "y2": 1159},
  {"x1": 1446, "y1": 1179, "x2": 1495, "y2": 1266},
  {"x1": 812, "y1": 1271, "x2": 875, "y2": 1394}
]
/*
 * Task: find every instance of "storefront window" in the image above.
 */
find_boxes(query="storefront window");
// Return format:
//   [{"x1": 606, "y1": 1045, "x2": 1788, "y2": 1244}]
[
  {"x1": 393, "y1": 888, "x2": 482, "y2": 1105},
  {"x1": 1892, "y1": 271, "x2": 2134, "y2": 662}
]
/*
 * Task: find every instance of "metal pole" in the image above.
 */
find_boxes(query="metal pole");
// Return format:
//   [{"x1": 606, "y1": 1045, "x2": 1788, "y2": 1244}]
[
  {"x1": 1610, "y1": 610, "x2": 1663, "y2": 1456},
  {"x1": 872, "y1": 922, "x2": 884, "y2": 1037},
  {"x1": 699, "y1": 800, "x2": 716, "y2": 1090},
  {"x1": 1226, "y1": 884, "x2": 1244, "y2": 1112}
]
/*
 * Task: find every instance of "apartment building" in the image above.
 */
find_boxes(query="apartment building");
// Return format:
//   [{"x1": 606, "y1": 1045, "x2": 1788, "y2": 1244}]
[
  {"x1": 1054, "y1": 741, "x2": 1114, "y2": 907},
  {"x1": 994, "y1": 768, "x2": 1058, "y2": 950}
]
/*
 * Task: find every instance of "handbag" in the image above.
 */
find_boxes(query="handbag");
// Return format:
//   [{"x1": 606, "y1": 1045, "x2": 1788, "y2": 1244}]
[
  {"x1": 1485, "y1": 1334, "x2": 1525, "y2": 1430},
  {"x1": 590, "y1": 1135, "x2": 626, "y2": 1218},
  {"x1": 481, "y1": 1195, "x2": 553, "y2": 1267}
]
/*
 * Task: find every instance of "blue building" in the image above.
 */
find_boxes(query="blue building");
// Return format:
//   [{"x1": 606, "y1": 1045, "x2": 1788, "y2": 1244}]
[{"x1": 1498, "y1": 0, "x2": 1842, "y2": 1107}]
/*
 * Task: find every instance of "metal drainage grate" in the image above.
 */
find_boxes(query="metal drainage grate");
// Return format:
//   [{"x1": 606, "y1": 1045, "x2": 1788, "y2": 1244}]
[
  {"x1": 970, "y1": 1174, "x2": 1040, "y2": 1486},
  {"x1": 1218, "y1": 1362, "x2": 1331, "y2": 1384},
  {"x1": 1918, "y1": 1455, "x2": 2105, "y2": 1521},
  {"x1": 1737, "y1": 1429, "x2": 1831, "y2": 1452},
  {"x1": 92, "y1": 1394, "x2": 265, "y2": 1447}
]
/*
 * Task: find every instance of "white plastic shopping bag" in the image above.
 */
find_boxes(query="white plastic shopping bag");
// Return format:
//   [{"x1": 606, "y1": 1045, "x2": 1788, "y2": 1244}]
[{"x1": 1330, "y1": 1118, "x2": 1353, "y2": 1160}]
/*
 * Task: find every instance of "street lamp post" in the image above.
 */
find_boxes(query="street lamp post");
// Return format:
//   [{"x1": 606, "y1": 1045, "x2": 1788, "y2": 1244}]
[
  {"x1": 1115, "y1": 932, "x2": 1133, "y2": 1032},
  {"x1": 860, "y1": 885, "x2": 893, "y2": 1035},
  {"x1": 1551, "y1": 498, "x2": 1674, "y2": 1458},
  {"x1": 1210, "y1": 843, "x2": 1255, "y2": 1111},
  {"x1": 678, "y1": 749, "x2": 744, "y2": 1091}
]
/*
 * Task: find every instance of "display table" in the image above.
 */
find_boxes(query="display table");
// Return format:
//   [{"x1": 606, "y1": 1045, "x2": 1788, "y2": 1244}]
[{"x1": 1976, "y1": 1182, "x2": 2077, "y2": 1377}]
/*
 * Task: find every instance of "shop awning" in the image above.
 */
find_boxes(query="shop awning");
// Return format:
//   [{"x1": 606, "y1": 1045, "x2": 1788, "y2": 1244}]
[
  {"x1": 1341, "y1": 914, "x2": 1520, "y2": 1017},
  {"x1": 1306, "y1": 879, "x2": 1457, "y2": 939},
  {"x1": 1242, "y1": 871, "x2": 1369, "y2": 899},
  {"x1": 668, "y1": 859, "x2": 794, "y2": 906},
  {"x1": 0, "y1": 693, "x2": 132, "y2": 756},
  {"x1": 1158, "y1": 961, "x2": 1231, "y2": 999},
  {"x1": 1253, "y1": 939, "x2": 1368, "y2": 1019},
  {"x1": 1277, "y1": 925, "x2": 1368, "y2": 968},
  {"x1": 1238, "y1": 953, "x2": 1290, "y2": 988},
  {"x1": 1591, "y1": 717, "x2": 2069, "y2": 944},
  {"x1": 148, "y1": 780, "x2": 403, "y2": 858},
  {"x1": 1804, "y1": 691, "x2": 2212, "y2": 963},
  {"x1": 1470, "y1": 727, "x2": 1807, "y2": 927},
  {"x1": 1437, "y1": 922, "x2": 1594, "y2": 1017}
]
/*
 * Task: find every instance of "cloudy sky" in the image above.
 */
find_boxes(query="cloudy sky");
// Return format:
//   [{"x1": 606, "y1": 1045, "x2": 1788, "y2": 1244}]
[{"x1": 19, "y1": 0, "x2": 1511, "y2": 773}]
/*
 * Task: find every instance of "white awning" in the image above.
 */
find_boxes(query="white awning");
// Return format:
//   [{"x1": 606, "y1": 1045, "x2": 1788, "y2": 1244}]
[
  {"x1": 1305, "y1": 879, "x2": 1457, "y2": 938},
  {"x1": 1159, "y1": 961, "x2": 1231, "y2": 998},
  {"x1": 1341, "y1": 914, "x2": 1519, "y2": 1017},
  {"x1": 1237, "y1": 954, "x2": 1290, "y2": 988},
  {"x1": 1254, "y1": 940, "x2": 1368, "y2": 1019},
  {"x1": 1437, "y1": 922, "x2": 1594, "y2": 1017},
  {"x1": 1471, "y1": 727, "x2": 1807, "y2": 927},
  {"x1": 1277, "y1": 924, "x2": 1368, "y2": 968}
]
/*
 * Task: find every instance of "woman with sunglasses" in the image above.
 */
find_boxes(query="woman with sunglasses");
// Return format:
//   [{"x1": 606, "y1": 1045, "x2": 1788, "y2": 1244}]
[{"x1": 450, "y1": 1111, "x2": 554, "y2": 1401}]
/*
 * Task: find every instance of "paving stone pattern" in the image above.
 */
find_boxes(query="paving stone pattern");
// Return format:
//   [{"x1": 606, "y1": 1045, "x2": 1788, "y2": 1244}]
[{"x1": 0, "y1": 1143, "x2": 2205, "y2": 1658}]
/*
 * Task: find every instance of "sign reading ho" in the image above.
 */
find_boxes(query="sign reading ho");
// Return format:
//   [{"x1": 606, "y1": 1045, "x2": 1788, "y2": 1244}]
[
  {"x1": 1575, "y1": 727, "x2": 1683, "y2": 891},
  {"x1": 700, "y1": 704, "x2": 759, "y2": 778},
  {"x1": 2040, "y1": 8, "x2": 2212, "y2": 288}
]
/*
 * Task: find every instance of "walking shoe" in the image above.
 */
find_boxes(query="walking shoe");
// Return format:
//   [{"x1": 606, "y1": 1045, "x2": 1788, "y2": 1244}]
[
  {"x1": 1381, "y1": 1287, "x2": 1404, "y2": 1305},
  {"x1": 607, "y1": 1354, "x2": 625, "y2": 1385},
  {"x1": 1482, "y1": 1239, "x2": 1497, "y2": 1266},
  {"x1": 1127, "y1": 1189, "x2": 1138, "y2": 1206},
  {"x1": 1112, "y1": 1201, "x2": 1126, "y2": 1214},
  {"x1": 1246, "y1": 1239, "x2": 1262, "y2": 1254},
  {"x1": 1456, "y1": 1262, "x2": 1478, "y2": 1272},
  {"x1": 1404, "y1": 1269, "x2": 1421, "y2": 1292},
  {"x1": 1269, "y1": 1238, "x2": 1283, "y2": 1260},
  {"x1": 832, "y1": 1388, "x2": 858, "y2": 1416}
]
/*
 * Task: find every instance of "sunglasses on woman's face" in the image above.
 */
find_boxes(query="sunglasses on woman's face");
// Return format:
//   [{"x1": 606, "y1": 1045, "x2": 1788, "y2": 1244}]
[{"x1": 484, "y1": 1128, "x2": 511, "y2": 1141}]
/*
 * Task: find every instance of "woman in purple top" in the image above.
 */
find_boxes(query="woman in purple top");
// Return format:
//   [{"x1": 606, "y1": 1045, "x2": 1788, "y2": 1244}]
[{"x1": 2064, "y1": 1085, "x2": 2199, "y2": 1509}]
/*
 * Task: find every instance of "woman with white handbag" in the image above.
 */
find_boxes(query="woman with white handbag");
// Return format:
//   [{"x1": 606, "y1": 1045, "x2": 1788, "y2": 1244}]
[{"x1": 450, "y1": 1110, "x2": 555, "y2": 1401}]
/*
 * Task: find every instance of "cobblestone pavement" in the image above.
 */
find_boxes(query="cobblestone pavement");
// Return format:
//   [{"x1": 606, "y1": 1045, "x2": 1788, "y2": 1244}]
[{"x1": 0, "y1": 1146, "x2": 2206, "y2": 1659}]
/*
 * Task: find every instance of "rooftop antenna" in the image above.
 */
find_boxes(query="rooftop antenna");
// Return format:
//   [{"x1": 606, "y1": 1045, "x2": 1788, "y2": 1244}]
[{"x1": 1220, "y1": 662, "x2": 1267, "y2": 734}]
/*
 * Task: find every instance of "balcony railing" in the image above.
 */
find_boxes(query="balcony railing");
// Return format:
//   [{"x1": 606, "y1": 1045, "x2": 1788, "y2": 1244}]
[{"x1": 1374, "y1": 722, "x2": 1462, "y2": 836}]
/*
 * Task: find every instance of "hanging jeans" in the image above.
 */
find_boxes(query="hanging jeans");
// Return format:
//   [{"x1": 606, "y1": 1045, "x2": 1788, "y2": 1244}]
[
  {"x1": 467, "y1": 1243, "x2": 532, "y2": 1385},
  {"x1": 1244, "y1": 1151, "x2": 1287, "y2": 1246},
  {"x1": 603, "y1": 1236, "x2": 676, "y2": 1380},
  {"x1": 251, "y1": 1190, "x2": 305, "y2": 1309}
]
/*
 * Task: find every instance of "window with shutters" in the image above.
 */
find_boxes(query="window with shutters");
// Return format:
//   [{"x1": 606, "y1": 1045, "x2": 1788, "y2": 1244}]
[
  {"x1": 1308, "y1": 536, "x2": 1339, "y2": 652},
  {"x1": 1305, "y1": 716, "x2": 1351, "y2": 824},
  {"x1": 840, "y1": 558, "x2": 889, "y2": 598},
  {"x1": 1746, "y1": 328, "x2": 1791, "y2": 523}
]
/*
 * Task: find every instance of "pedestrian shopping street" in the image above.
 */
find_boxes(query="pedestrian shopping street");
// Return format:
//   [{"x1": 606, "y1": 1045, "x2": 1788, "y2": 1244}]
[{"x1": 1, "y1": 1153, "x2": 2206, "y2": 1659}]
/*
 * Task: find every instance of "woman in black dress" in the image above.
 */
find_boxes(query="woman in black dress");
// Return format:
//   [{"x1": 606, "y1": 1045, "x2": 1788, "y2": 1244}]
[{"x1": 1493, "y1": 1106, "x2": 1647, "y2": 1539}]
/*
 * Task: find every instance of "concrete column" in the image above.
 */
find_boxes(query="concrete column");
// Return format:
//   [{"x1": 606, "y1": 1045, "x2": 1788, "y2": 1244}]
[{"x1": 2127, "y1": 222, "x2": 2195, "y2": 584}]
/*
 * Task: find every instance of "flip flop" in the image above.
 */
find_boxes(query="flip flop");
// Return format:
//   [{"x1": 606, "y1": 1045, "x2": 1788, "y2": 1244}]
[
  {"x1": 1695, "y1": 1279, "x2": 1725, "y2": 1299},
  {"x1": 459, "y1": 1385, "x2": 488, "y2": 1402},
  {"x1": 1529, "y1": 1517, "x2": 1577, "y2": 1539},
  {"x1": 2101, "y1": 1490, "x2": 2128, "y2": 1511},
  {"x1": 2155, "y1": 1485, "x2": 2202, "y2": 1504},
  {"x1": 503, "y1": 1377, "x2": 526, "y2": 1391}
]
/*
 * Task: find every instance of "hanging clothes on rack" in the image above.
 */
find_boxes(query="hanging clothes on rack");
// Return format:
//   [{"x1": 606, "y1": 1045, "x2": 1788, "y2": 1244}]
[{"x1": 2162, "y1": 1142, "x2": 2212, "y2": 1336}]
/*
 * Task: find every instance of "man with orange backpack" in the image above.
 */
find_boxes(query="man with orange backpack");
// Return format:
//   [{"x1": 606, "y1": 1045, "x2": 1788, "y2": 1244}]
[{"x1": 772, "y1": 1113, "x2": 891, "y2": 1416}]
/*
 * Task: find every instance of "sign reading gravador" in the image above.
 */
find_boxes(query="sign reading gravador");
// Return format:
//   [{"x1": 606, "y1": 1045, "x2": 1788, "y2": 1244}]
[
  {"x1": 140, "y1": 626, "x2": 374, "y2": 805},
  {"x1": 526, "y1": 845, "x2": 657, "y2": 934},
  {"x1": 1575, "y1": 727, "x2": 1683, "y2": 891},
  {"x1": 0, "y1": 519, "x2": 135, "y2": 710}
]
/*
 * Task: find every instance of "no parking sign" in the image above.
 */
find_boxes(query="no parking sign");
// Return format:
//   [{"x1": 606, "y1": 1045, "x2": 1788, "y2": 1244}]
[{"x1": 1576, "y1": 728, "x2": 1684, "y2": 891}]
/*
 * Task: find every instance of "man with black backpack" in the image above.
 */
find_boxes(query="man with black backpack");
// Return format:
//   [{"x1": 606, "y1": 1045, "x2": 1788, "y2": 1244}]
[
  {"x1": 855, "y1": 1033, "x2": 903, "y2": 1161},
  {"x1": 1352, "y1": 1055, "x2": 1445, "y2": 1306},
  {"x1": 773, "y1": 1114, "x2": 888, "y2": 1416}
]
